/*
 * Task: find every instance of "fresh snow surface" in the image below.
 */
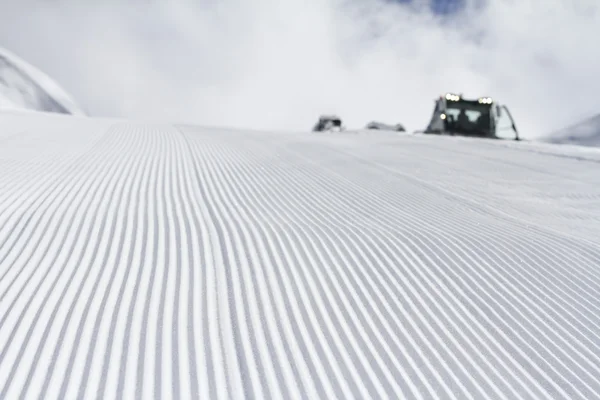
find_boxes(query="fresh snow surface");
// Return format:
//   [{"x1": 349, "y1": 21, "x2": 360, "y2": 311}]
[
  {"x1": 1, "y1": 112, "x2": 600, "y2": 399},
  {"x1": 0, "y1": 47, "x2": 85, "y2": 116}
]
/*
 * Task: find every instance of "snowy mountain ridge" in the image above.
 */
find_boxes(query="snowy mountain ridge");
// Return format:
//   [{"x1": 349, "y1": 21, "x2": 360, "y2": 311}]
[
  {"x1": 541, "y1": 113, "x2": 600, "y2": 148},
  {"x1": 0, "y1": 46, "x2": 85, "y2": 116}
]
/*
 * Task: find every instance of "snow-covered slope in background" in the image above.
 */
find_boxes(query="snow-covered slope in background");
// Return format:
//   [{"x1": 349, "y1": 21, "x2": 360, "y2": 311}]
[
  {"x1": 541, "y1": 113, "x2": 600, "y2": 147},
  {"x1": 0, "y1": 112, "x2": 599, "y2": 399},
  {"x1": 0, "y1": 47, "x2": 85, "y2": 116}
]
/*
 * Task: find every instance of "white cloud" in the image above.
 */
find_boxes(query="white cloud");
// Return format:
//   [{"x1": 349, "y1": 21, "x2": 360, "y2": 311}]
[{"x1": 0, "y1": 0, "x2": 598, "y2": 137}]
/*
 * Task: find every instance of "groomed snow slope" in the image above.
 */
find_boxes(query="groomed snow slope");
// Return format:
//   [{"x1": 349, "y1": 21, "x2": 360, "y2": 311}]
[{"x1": 1, "y1": 112, "x2": 600, "y2": 400}]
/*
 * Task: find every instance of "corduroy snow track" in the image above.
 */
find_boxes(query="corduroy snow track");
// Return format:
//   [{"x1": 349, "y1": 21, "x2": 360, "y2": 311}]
[{"x1": 1, "y1": 112, "x2": 600, "y2": 399}]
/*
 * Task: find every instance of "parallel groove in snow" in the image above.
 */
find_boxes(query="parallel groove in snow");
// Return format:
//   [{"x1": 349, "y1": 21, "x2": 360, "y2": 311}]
[
  {"x1": 225, "y1": 139, "x2": 544, "y2": 398},
  {"x1": 1, "y1": 116, "x2": 600, "y2": 399}
]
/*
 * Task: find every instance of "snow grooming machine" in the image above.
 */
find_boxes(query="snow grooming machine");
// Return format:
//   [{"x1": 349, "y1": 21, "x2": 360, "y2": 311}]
[
  {"x1": 312, "y1": 114, "x2": 345, "y2": 132},
  {"x1": 419, "y1": 93, "x2": 520, "y2": 140}
]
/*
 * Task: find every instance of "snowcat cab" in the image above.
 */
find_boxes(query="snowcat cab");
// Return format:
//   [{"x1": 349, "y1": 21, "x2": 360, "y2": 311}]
[
  {"x1": 422, "y1": 93, "x2": 520, "y2": 140},
  {"x1": 313, "y1": 115, "x2": 344, "y2": 132}
]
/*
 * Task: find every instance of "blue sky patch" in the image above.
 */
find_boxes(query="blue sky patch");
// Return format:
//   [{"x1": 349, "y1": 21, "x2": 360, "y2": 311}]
[{"x1": 392, "y1": 0, "x2": 465, "y2": 15}]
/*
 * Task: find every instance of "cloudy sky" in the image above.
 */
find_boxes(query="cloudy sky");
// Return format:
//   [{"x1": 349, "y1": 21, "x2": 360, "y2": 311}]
[{"x1": 0, "y1": 0, "x2": 598, "y2": 137}]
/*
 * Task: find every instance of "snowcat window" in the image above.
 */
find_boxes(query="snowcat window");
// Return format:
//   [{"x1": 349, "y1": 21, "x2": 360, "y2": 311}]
[
  {"x1": 445, "y1": 101, "x2": 490, "y2": 123},
  {"x1": 444, "y1": 100, "x2": 493, "y2": 135}
]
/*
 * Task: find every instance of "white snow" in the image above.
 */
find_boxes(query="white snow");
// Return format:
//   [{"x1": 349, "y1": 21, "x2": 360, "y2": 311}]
[
  {"x1": 542, "y1": 113, "x2": 600, "y2": 148},
  {"x1": 0, "y1": 46, "x2": 85, "y2": 116},
  {"x1": 0, "y1": 111, "x2": 599, "y2": 399}
]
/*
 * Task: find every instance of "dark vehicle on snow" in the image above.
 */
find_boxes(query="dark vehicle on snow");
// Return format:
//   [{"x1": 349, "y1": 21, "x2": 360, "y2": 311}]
[
  {"x1": 365, "y1": 121, "x2": 406, "y2": 132},
  {"x1": 421, "y1": 93, "x2": 520, "y2": 140},
  {"x1": 312, "y1": 115, "x2": 344, "y2": 132}
]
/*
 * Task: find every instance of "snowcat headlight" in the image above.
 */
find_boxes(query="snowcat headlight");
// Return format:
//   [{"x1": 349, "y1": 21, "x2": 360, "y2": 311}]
[
  {"x1": 440, "y1": 113, "x2": 446, "y2": 120},
  {"x1": 445, "y1": 93, "x2": 460, "y2": 101},
  {"x1": 478, "y1": 97, "x2": 493, "y2": 104}
]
